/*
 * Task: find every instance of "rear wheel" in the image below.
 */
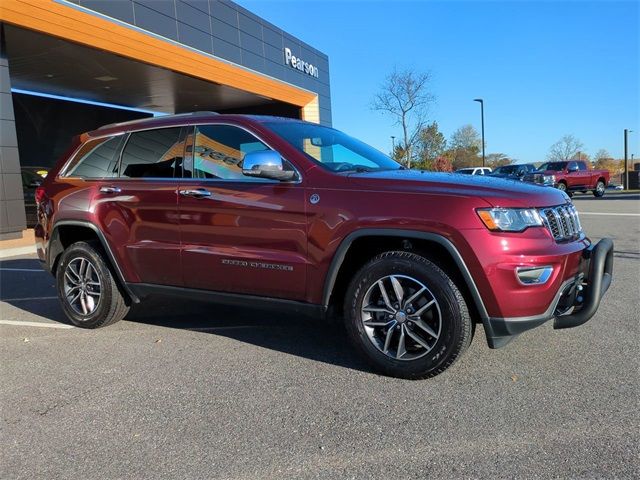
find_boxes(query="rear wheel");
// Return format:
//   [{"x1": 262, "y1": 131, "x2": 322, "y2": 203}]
[
  {"x1": 343, "y1": 251, "x2": 472, "y2": 379},
  {"x1": 56, "y1": 241, "x2": 129, "y2": 328},
  {"x1": 593, "y1": 180, "x2": 606, "y2": 197}
]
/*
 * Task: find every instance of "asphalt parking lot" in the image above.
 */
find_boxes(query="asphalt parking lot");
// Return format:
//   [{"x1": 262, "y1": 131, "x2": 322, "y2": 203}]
[{"x1": 1, "y1": 194, "x2": 639, "y2": 479}]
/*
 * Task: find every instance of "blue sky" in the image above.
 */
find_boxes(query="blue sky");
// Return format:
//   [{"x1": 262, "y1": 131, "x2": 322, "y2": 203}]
[{"x1": 239, "y1": 0, "x2": 639, "y2": 162}]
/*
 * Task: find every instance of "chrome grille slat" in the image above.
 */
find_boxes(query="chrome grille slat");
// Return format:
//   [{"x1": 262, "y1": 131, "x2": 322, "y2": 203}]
[
  {"x1": 552, "y1": 208, "x2": 565, "y2": 237},
  {"x1": 540, "y1": 204, "x2": 582, "y2": 242}
]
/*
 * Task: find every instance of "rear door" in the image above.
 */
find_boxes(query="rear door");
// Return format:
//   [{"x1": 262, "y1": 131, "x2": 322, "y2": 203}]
[
  {"x1": 177, "y1": 123, "x2": 307, "y2": 300},
  {"x1": 92, "y1": 127, "x2": 187, "y2": 286}
]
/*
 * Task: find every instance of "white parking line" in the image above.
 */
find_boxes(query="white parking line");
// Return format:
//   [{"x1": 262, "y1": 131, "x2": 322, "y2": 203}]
[
  {"x1": 0, "y1": 268, "x2": 46, "y2": 272},
  {"x1": 578, "y1": 212, "x2": 640, "y2": 216},
  {"x1": 0, "y1": 320, "x2": 74, "y2": 329},
  {"x1": 1, "y1": 297, "x2": 58, "y2": 302}
]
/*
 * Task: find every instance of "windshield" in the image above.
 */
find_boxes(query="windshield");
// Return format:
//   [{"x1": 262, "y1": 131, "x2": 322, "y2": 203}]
[
  {"x1": 265, "y1": 122, "x2": 402, "y2": 173},
  {"x1": 491, "y1": 165, "x2": 518, "y2": 175},
  {"x1": 538, "y1": 162, "x2": 567, "y2": 172},
  {"x1": 457, "y1": 169, "x2": 473, "y2": 174}
]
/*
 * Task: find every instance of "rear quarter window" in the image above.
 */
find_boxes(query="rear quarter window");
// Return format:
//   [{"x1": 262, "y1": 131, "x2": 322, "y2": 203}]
[{"x1": 63, "y1": 136, "x2": 124, "y2": 178}]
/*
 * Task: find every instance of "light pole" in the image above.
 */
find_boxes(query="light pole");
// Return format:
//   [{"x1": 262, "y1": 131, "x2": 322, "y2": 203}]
[
  {"x1": 624, "y1": 129, "x2": 632, "y2": 190},
  {"x1": 391, "y1": 135, "x2": 396, "y2": 153},
  {"x1": 474, "y1": 98, "x2": 485, "y2": 167}
]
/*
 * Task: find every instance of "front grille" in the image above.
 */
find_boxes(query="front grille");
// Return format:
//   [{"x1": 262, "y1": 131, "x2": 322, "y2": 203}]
[{"x1": 540, "y1": 204, "x2": 582, "y2": 242}]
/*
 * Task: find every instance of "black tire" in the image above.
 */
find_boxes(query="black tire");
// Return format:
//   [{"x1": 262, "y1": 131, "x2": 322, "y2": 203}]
[
  {"x1": 56, "y1": 241, "x2": 129, "y2": 328},
  {"x1": 343, "y1": 251, "x2": 472, "y2": 379},
  {"x1": 593, "y1": 180, "x2": 606, "y2": 197}
]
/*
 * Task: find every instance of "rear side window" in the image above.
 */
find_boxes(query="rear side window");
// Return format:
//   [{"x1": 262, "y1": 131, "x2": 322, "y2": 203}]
[
  {"x1": 120, "y1": 127, "x2": 184, "y2": 178},
  {"x1": 64, "y1": 136, "x2": 124, "y2": 178}
]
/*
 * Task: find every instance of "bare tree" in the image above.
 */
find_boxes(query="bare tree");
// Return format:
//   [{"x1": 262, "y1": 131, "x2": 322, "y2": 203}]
[
  {"x1": 372, "y1": 68, "x2": 435, "y2": 168},
  {"x1": 594, "y1": 149, "x2": 612, "y2": 162},
  {"x1": 547, "y1": 135, "x2": 585, "y2": 162}
]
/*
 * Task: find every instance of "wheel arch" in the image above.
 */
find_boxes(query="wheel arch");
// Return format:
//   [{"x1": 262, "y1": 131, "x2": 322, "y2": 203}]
[
  {"x1": 322, "y1": 229, "x2": 489, "y2": 324},
  {"x1": 49, "y1": 220, "x2": 139, "y2": 303}
]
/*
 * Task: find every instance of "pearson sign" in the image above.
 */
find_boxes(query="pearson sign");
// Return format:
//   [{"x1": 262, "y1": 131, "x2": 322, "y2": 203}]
[{"x1": 284, "y1": 47, "x2": 319, "y2": 78}]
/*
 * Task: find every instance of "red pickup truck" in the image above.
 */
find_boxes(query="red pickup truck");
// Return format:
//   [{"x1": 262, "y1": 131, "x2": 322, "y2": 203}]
[{"x1": 531, "y1": 160, "x2": 610, "y2": 197}]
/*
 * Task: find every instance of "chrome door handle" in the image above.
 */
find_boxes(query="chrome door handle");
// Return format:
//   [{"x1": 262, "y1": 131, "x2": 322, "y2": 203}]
[
  {"x1": 179, "y1": 188, "x2": 212, "y2": 198},
  {"x1": 99, "y1": 186, "x2": 121, "y2": 194}
]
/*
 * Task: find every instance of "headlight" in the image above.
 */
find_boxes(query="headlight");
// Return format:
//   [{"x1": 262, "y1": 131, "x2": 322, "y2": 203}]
[
  {"x1": 476, "y1": 208, "x2": 544, "y2": 232},
  {"x1": 543, "y1": 174, "x2": 555, "y2": 185}
]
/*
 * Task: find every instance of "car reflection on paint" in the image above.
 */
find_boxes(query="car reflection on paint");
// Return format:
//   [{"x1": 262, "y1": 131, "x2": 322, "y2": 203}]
[{"x1": 21, "y1": 166, "x2": 49, "y2": 227}]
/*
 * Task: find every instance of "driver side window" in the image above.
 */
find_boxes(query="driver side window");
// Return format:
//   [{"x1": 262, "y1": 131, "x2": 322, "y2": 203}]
[{"x1": 185, "y1": 125, "x2": 272, "y2": 181}]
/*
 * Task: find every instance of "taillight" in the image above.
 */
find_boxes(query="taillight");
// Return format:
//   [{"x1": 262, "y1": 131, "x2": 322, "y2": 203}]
[{"x1": 35, "y1": 186, "x2": 46, "y2": 205}]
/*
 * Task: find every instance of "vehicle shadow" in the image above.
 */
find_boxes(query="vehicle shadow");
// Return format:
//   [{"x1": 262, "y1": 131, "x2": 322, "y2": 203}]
[{"x1": 0, "y1": 257, "x2": 370, "y2": 374}]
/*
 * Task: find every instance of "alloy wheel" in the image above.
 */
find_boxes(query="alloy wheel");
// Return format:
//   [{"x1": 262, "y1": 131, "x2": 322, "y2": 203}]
[
  {"x1": 360, "y1": 274, "x2": 442, "y2": 361},
  {"x1": 63, "y1": 257, "x2": 102, "y2": 316}
]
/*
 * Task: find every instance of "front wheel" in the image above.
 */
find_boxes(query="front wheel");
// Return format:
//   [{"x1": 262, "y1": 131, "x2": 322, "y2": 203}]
[
  {"x1": 343, "y1": 251, "x2": 473, "y2": 379},
  {"x1": 56, "y1": 241, "x2": 129, "y2": 328},
  {"x1": 557, "y1": 182, "x2": 573, "y2": 197},
  {"x1": 593, "y1": 181, "x2": 606, "y2": 197}
]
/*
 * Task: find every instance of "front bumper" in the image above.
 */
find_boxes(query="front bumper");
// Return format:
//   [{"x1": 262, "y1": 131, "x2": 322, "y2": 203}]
[{"x1": 484, "y1": 237, "x2": 614, "y2": 348}]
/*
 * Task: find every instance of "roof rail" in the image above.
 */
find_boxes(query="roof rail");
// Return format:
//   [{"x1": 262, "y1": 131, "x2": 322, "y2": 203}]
[{"x1": 96, "y1": 111, "x2": 219, "y2": 131}]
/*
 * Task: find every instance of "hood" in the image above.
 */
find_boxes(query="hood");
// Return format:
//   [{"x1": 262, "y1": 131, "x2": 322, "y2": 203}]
[{"x1": 347, "y1": 169, "x2": 570, "y2": 208}]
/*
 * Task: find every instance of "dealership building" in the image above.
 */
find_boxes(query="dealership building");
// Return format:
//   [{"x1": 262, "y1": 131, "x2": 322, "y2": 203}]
[{"x1": 0, "y1": 0, "x2": 331, "y2": 238}]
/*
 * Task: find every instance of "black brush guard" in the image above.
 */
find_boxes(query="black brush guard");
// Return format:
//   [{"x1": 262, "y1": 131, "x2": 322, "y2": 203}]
[{"x1": 554, "y1": 238, "x2": 614, "y2": 329}]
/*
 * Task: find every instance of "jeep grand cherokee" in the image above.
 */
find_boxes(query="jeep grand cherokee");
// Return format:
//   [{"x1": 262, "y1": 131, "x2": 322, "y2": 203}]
[{"x1": 34, "y1": 113, "x2": 613, "y2": 379}]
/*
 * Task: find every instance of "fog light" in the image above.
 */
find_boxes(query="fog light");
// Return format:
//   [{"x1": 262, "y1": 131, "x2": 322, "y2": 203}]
[{"x1": 516, "y1": 266, "x2": 553, "y2": 285}]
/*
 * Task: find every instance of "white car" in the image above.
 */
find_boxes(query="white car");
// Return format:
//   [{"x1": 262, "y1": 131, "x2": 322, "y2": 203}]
[{"x1": 455, "y1": 167, "x2": 492, "y2": 175}]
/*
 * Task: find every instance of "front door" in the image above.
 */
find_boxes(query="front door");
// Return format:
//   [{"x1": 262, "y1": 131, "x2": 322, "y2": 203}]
[
  {"x1": 178, "y1": 124, "x2": 307, "y2": 300},
  {"x1": 565, "y1": 161, "x2": 583, "y2": 189}
]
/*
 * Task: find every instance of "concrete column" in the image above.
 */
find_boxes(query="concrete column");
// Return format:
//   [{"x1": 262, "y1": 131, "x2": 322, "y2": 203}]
[{"x1": 0, "y1": 23, "x2": 26, "y2": 240}]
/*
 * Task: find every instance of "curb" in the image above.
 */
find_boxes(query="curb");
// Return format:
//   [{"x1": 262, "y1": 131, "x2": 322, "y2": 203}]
[{"x1": 0, "y1": 245, "x2": 37, "y2": 259}]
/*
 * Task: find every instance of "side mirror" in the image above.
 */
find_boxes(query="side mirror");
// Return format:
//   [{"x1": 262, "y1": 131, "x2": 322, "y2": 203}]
[{"x1": 242, "y1": 150, "x2": 296, "y2": 181}]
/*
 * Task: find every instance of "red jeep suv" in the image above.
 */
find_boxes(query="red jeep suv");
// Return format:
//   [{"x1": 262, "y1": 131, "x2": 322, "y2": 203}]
[{"x1": 35, "y1": 113, "x2": 613, "y2": 379}]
